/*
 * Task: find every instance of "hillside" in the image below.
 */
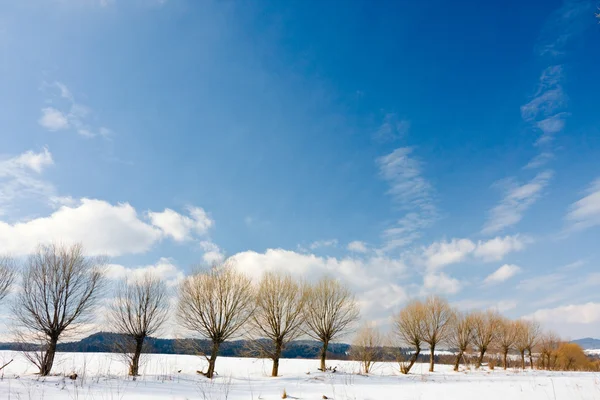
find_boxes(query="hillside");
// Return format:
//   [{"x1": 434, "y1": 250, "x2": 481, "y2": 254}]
[{"x1": 572, "y1": 338, "x2": 600, "y2": 350}]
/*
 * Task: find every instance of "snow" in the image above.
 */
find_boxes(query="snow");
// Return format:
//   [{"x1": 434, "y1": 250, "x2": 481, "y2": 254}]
[
  {"x1": 585, "y1": 349, "x2": 600, "y2": 356},
  {"x1": 0, "y1": 351, "x2": 598, "y2": 399}
]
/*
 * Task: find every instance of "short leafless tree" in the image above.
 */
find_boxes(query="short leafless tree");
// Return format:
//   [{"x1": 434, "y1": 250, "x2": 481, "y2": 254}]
[
  {"x1": 350, "y1": 323, "x2": 383, "y2": 374},
  {"x1": 12, "y1": 243, "x2": 106, "y2": 376},
  {"x1": 421, "y1": 296, "x2": 454, "y2": 372},
  {"x1": 539, "y1": 331, "x2": 561, "y2": 370},
  {"x1": 447, "y1": 311, "x2": 475, "y2": 371},
  {"x1": 497, "y1": 317, "x2": 517, "y2": 370},
  {"x1": 471, "y1": 309, "x2": 501, "y2": 369},
  {"x1": 250, "y1": 271, "x2": 307, "y2": 377},
  {"x1": 394, "y1": 299, "x2": 425, "y2": 374},
  {"x1": 108, "y1": 272, "x2": 170, "y2": 377},
  {"x1": 303, "y1": 277, "x2": 360, "y2": 371},
  {"x1": 0, "y1": 256, "x2": 16, "y2": 302},
  {"x1": 177, "y1": 263, "x2": 254, "y2": 378},
  {"x1": 515, "y1": 319, "x2": 540, "y2": 370}
]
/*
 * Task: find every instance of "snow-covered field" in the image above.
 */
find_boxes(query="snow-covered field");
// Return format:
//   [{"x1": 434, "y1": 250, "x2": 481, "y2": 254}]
[{"x1": 0, "y1": 351, "x2": 598, "y2": 399}]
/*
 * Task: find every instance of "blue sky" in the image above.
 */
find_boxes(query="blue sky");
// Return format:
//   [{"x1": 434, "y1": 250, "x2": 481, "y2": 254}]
[{"x1": 1, "y1": 0, "x2": 599, "y2": 338}]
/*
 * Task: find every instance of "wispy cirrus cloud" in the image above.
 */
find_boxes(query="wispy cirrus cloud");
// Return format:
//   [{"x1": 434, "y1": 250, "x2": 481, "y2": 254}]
[
  {"x1": 373, "y1": 113, "x2": 410, "y2": 142},
  {"x1": 482, "y1": 171, "x2": 553, "y2": 234},
  {"x1": 38, "y1": 81, "x2": 112, "y2": 139},
  {"x1": 377, "y1": 146, "x2": 436, "y2": 251},
  {"x1": 564, "y1": 177, "x2": 600, "y2": 232}
]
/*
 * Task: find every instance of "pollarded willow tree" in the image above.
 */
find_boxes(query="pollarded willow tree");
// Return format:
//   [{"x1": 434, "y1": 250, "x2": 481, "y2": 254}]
[
  {"x1": 421, "y1": 295, "x2": 454, "y2": 372},
  {"x1": 0, "y1": 256, "x2": 16, "y2": 302},
  {"x1": 177, "y1": 263, "x2": 255, "y2": 378},
  {"x1": 251, "y1": 271, "x2": 308, "y2": 377},
  {"x1": 447, "y1": 311, "x2": 475, "y2": 371},
  {"x1": 395, "y1": 299, "x2": 425, "y2": 374},
  {"x1": 13, "y1": 244, "x2": 106, "y2": 376},
  {"x1": 497, "y1": 317, "x2": 517, "y2": 370},
  {"x1": 108, "y1": 272, "x2": 170, "y2": 377},
  {"x1": 514, "y1": 319, "x2": 540, "y2": 370},
  {"x1": 471, "y1": 309, "x2": 501, "y2": 369},
  {"x1": 303, "y1": 277, "x2": 360, "y2": 371},
  {"x1": 350, "y1": 323, "x2": 384, "y2": 374}
]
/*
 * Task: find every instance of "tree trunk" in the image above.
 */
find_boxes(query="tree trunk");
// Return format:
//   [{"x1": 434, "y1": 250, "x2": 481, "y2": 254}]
[
  {"x1": 40, "y1": 337, "x2": 58, "y2": 376},
  {"x1": 129, "y1": 336, "x2": 145, "y2": 377},
  {"x1": 520, "y1": 350, "x2": 525, "y2": 370},
  {"x1": 476, "y1": 347, "x2": 486, "y2": 369},
  {"x1": 272, "y1": 340, "x2": 282, "y2": 377},
  {"x1": 206, "y1": 341, "x2": 220, "y2": 379},
  {"x1": 503, "y1": 349, "x2": 508, "y2": 370},
  {"x1": 402, "y1": 346, "x2": 420, "y2": 374},
  {"x1": 319, "y1": 340, "x2": 329, "y2": 371},
  {"x1": 453, "y1": 350, "x2": 463, "y2": 372},
  {"x1": 528, "y1": 349, "x2": 534, "y2": 370},
  {"x1": 429, "y1": 344, "x2": 435, "y2": 372}
]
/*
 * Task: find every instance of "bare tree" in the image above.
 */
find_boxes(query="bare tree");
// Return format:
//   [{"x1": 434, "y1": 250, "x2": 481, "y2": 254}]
[
  {"x1": 539, "y1": 331, "x2": 561, "y2": 370},
  {"x1": 0, "y1": 256, "x2": 16, "y2": 302},
  {"x1": 108, "y1": 272, "x2": 170, "y2": 377},
  {"x1": 12, "y1": 244, "x2": 106, "y2": 376},
  {"x1": 447, "y1": 311, "x2": 475, "y2": 371},
  {"x1": 177, "y1": 263, "x2": 254, "y2": 378},
  {"x1": 350, "y1": 323, "x2": 383, "y2": 374},
  {"x1": 420, "y1": 296, "x2": 454, "y2": 372},
  {"x1": 394, "y1": 299, "x2": 425, "y2": 374},
  {"x1": 471, "y1": 309, "x2": 501, "y2": 369},
  {"x1": 497, "y1": 317, "x2": 517, "y2": 370},
  {"x1": 525, "y1": 320, "x2": 541, "y2": 369},
  {"x1": 250, "y1": 271, "x2": 307, "y2": 377},
  {"x1": 303, "y1": 277, "x2": 360, "y2": 371}
]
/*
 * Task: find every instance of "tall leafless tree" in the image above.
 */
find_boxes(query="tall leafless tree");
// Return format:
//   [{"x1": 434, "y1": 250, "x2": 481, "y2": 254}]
[
  {"x1": 539, "y1": 331, "x2": 561, "y2": 370},
  {"x1": 250, "y1": 271, "x2": 307, "y2": 377},
  {"x1": 447, "y1": 311, "x2": 475, "y2": 371},
  {"x1": 303, "y1": 277, "x2": 360, "y2": 371},
  {"x1": 13, "y1": 244, "x2": 106, "y2": 376},
  {"x1": 108, "y1": 272, "x2": 170, "y2": 377},
  {"x1": 350, "y1": 323, "x2": 384, "y2": 374},
  {"x1": 497, "y1": 317, "x2": 517, "y2": 370},
  {"x1": 421, "y1": 296, "x2": 454, "y2": 372},
  {"x1": 0, "y1": 256, "x2": 16, "y2": 302},
  {"x1": 394, "y1": 299, "x2": 425, "y2": 374},
  {"x1": 471, "y1": 309, "x2": 501, "y2": 369},
  {"x1": 177, "y1": 263, "x2": 254, "y2": 378},
  {"x1": 525, "y1": 320, "x2": 541, "y2": 369}
]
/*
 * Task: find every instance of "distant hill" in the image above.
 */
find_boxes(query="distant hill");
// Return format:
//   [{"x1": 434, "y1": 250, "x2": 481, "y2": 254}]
[
  {"x1": 571, "y1": 338, "x2": 600, "y2": 350},
  {"x1": 0, "y1": 332, "x2": 352, "y2": 360}
]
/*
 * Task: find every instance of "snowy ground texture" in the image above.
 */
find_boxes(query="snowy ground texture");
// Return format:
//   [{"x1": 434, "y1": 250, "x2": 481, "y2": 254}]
[{"x1": 0, "y1": 351, "x2": 599, "y2": 399}]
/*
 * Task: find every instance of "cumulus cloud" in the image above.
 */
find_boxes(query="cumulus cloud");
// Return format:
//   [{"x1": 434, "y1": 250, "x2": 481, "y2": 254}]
[
  {"x1": 482, "y1": 171, "x2": 553, "y2": 235},
  {"x1": 564, "y1": 178, "x2": 600, "y2": 232},
  {"x1": 483, "y1": 264, "x2": 521, "y2": 285},
  {"x1": 106, "y1": 257, "x2": 184, "y2": 287},
  {"x1": 148, "y1": 207, "x2": 213, "y2": 241},
  {"x1": 347, "y1": 240, "x2": 368, "y2": 253},
  {"x1": 422, "y1": 273, "x2": 461, "y2": 295},
  {"x1": 526, "y1": 302, "x2": 600, "y2": 325},
  {"x1": 421, "y1": 235, "x2": 526, "y2": 270},
  {"x1": 199, "y1": 240, "x2": 225, "y2": 265}
]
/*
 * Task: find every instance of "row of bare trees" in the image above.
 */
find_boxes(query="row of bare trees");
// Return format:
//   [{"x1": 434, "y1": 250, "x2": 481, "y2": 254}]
[{"x1": 0, "y1": 244, "x2": 361, "y2": 378}]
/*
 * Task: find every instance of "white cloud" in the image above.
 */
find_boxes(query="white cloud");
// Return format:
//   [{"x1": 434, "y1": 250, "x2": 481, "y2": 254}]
[
  {"x1": 0, "y1": 148, "x2": 57, "y2": 214},
  {"x1": 148, "y1": 207, "x2": 213, "y2": 241},
  {"x1": 309, "y1": 239, "x2": 338, "y2": 250},
  {"x1": 482, "y1": 171, "x2": 553, "y2": 234},
  {"x1": 422, "y1": 273, "x2": 461, "y2": 295},
  {"x1": 420, "y1": 235, "x2": 526, "y2": 270},
  {"x1": 483, "y1": 264, "x2": 521, "y2": 285},
  {"x1": 524, "y1": 152, "x2": 554, "y2": 169},
  {"x1": 565, "y1": 178, "x2": 600, "y2": 232},
  {"x1": 0, "y1": 199, "x2": 162, "y2": 256},
  {"x1": 106, "y1": 257, "x2": 184, "y2": 287},
  {"x1": 374, "y1": 113, "x2": 410, "y2": 142},
  {"x1": 422, "y1": 238, "x2": 475, "y2": 270},
  {"x1": 39, "y1": 107, "x2": 69, "y2": 131},
  {"x1": 377, "y1": 147, "x2": 436, "y2": 250},
  {"x1": 473, "y1": 235, "x2": 527, "y2": 261},
  {"x1": 199, "y1": 240, "x2": 224, "y2": 265},
  {"x1": 347, "y1": 240, "x2": 368, "y2": 253},
  {"x1": 526, "y1": 302, "x2": 600, "y2": 325}
]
